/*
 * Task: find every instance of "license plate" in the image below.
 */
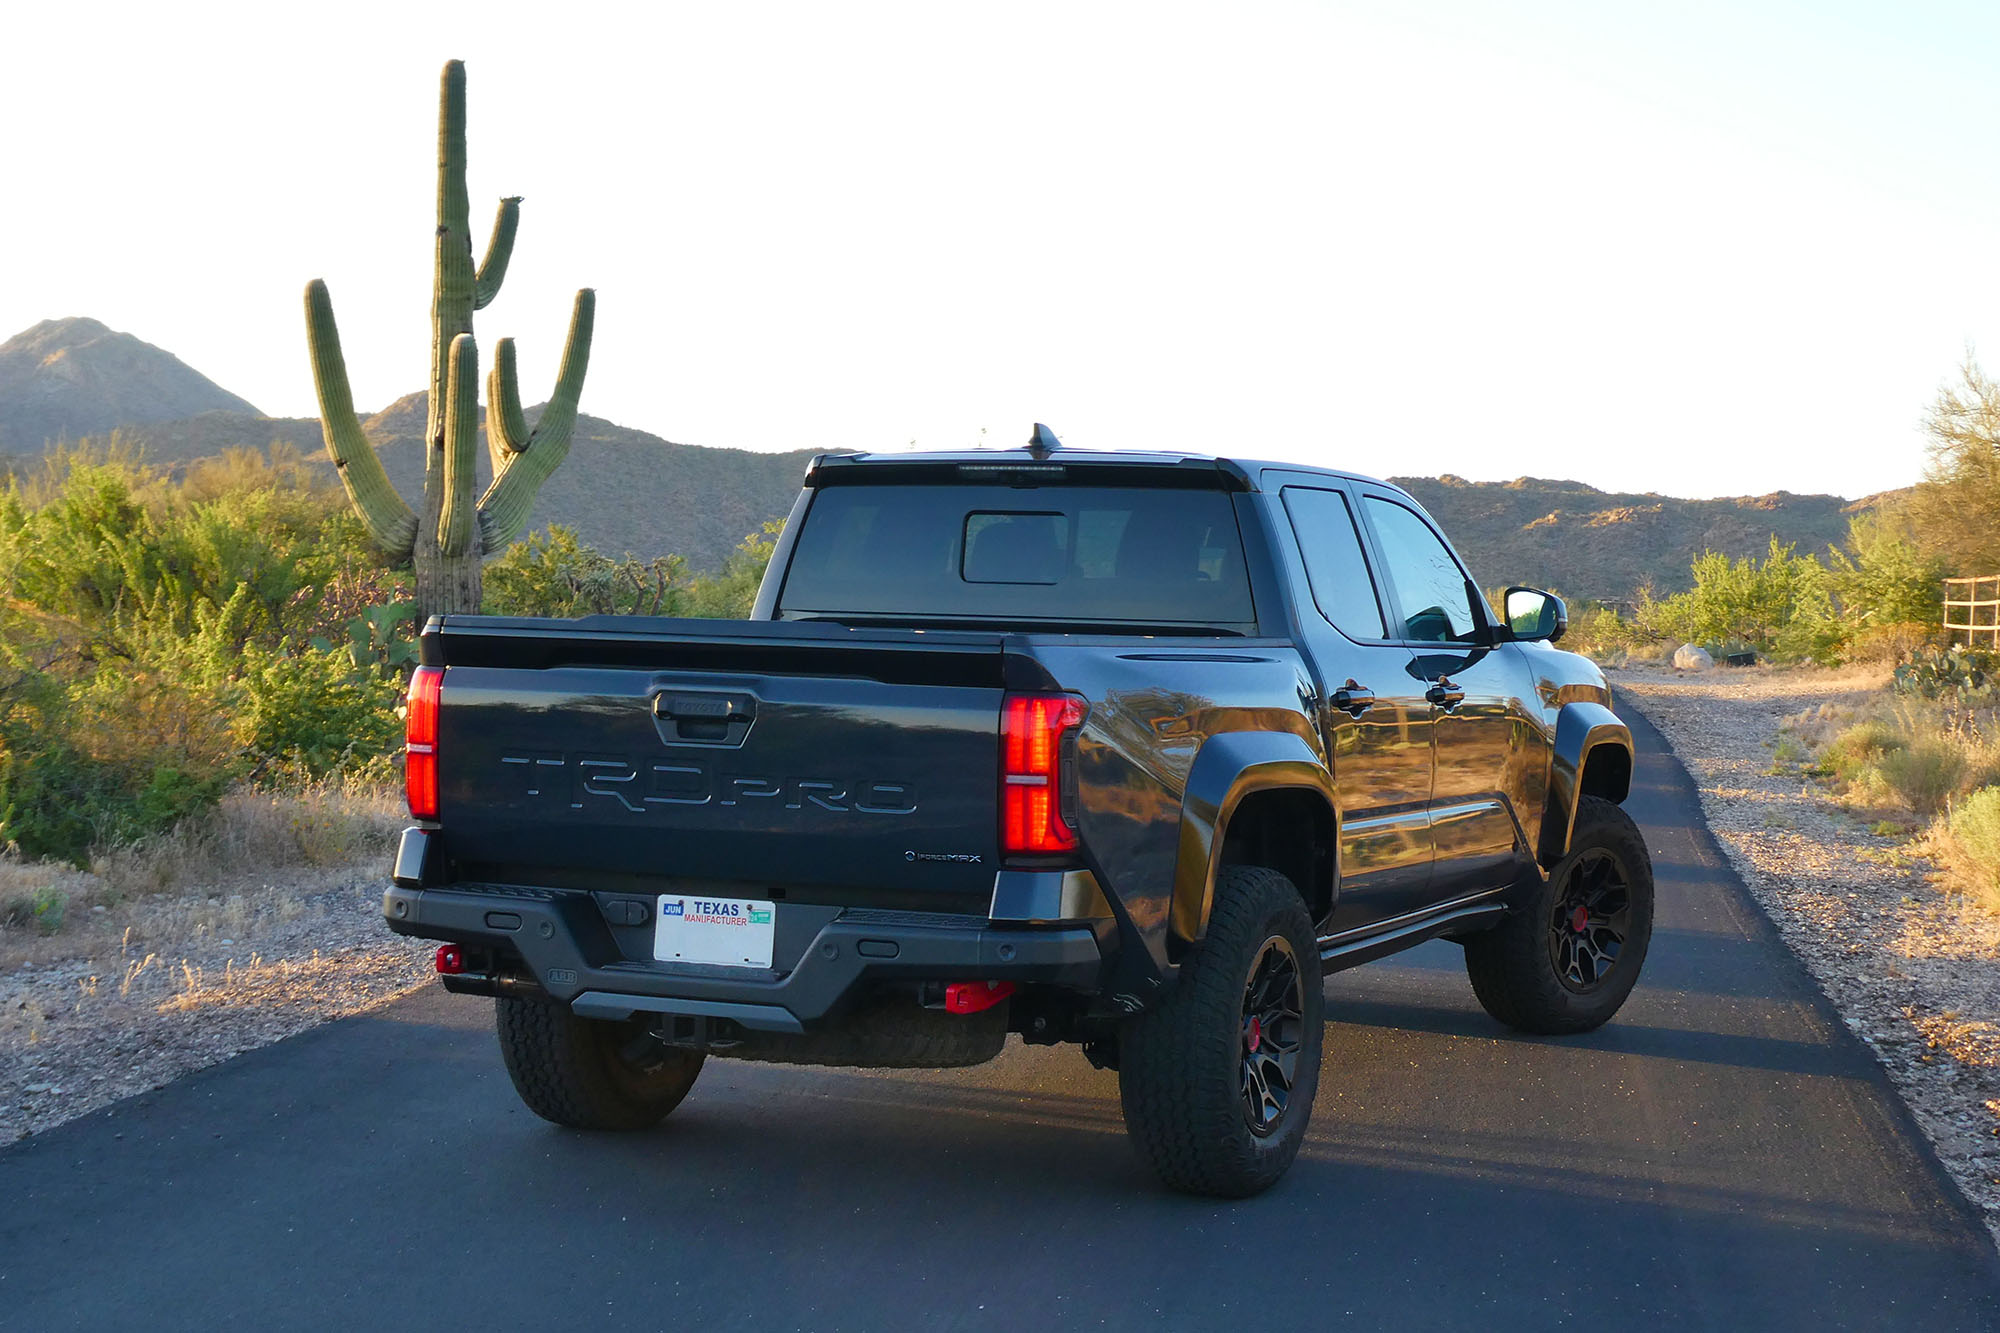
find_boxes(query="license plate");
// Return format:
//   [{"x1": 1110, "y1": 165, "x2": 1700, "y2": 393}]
[{"x1": 654, "y1": 894, "x2": 776, "y2": 968}]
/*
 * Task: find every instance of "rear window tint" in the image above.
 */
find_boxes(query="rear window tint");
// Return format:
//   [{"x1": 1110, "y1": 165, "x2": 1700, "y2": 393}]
[{"x1": 777, "y1": 484, "x2": 1255, "y2": 627}]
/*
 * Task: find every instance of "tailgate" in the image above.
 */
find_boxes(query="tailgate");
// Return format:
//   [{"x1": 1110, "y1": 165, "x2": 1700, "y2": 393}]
[{"x1": 427, "y1": 620, "x2": 1010, "y2": 898}]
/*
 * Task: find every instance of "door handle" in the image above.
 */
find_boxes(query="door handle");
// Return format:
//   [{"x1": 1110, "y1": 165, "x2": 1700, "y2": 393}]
[
  {"x1": 1331, "y1": 680, "x2": 1376, "y2": 717},
  {"x1": 1426, "y1": 678, "x2": 1465, "y2": 710}
]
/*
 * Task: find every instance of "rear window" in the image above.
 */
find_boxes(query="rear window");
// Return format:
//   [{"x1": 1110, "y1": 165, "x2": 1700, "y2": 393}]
[{"x1": 776, "y1": 484, "x2": 1255, "y2": 628}]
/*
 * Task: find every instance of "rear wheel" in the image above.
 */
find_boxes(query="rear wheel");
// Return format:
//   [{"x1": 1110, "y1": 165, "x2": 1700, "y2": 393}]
[
  {"x1": 495, "y1": 996, "x2": 705, "y2": 1130},
  {"x1": 1117, "y1": 865, "x2": 1324, "y2": 1197},
  {"x1": 1464, "y1": 795, "x2": 1654, "y2": 1034}
]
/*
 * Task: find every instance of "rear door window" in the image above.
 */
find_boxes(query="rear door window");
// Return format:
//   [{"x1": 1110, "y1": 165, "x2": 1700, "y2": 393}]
[
  {"x1": 1281, "y1": 487, "x2": 1386, "y2": 640},
  {"x1": 778, "y1": 484, "x2": 1256, "y2": 629}
]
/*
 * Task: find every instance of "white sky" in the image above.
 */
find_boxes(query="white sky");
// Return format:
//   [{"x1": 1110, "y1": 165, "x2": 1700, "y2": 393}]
[{"x1": 7, "y1": 0, "x2": 1999, "y2": 500}]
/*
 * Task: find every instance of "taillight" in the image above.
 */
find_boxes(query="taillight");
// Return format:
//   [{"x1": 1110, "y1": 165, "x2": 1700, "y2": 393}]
[
  {"x1": 406, "y1": 665, "x2": 443, "y2": 820},
  {"x1": 1001, "y1": 693, "x2": 1086, "y2": 857}
]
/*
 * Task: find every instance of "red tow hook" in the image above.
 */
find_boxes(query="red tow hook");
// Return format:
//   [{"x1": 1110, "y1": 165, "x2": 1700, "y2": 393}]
[
  {"x1": 944, "y1": 981, "x2": 1016, "y2": 1014},
  {"x1": 434, "y1": 945, "x2": 465, "y2": 975}
]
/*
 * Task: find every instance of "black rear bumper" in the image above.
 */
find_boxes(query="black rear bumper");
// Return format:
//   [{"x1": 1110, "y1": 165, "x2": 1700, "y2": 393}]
[{"x1": 383, "y1": 881, "x2": 1107, "y2": 1033}]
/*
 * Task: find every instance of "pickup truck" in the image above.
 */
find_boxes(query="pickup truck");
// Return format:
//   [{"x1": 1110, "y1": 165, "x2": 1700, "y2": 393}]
[{"x1": 384, "y1": 439, "x2": 1651, "y2": 1197}]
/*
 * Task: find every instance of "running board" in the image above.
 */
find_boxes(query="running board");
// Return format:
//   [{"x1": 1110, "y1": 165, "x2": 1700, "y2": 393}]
[{"x1": 1318, "y1": 900, "x2": 1508, "y2": 973}]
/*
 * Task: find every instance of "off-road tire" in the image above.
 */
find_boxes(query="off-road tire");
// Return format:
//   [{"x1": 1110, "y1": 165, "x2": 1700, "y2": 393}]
[
  {"x1": 495, "y1": 996, "x2": 705, "y2": 1130},
  {"x1": 1117, "y1": 865, "x2": 1324, "y2": 1198},
  {"x1": 1464, "y1": 795, "x2": 1654, "y2": 1035}
]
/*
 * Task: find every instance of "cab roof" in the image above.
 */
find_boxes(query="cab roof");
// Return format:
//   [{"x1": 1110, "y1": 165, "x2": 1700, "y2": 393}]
[{"x1": 804, "y1": 446, "x2": 1386, "y2": 494}]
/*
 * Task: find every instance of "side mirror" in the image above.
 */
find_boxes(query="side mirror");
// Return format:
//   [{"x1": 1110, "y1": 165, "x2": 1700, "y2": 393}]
[{"x1": 1504, "y1": 586, "x2": 1567, "y2": 643}]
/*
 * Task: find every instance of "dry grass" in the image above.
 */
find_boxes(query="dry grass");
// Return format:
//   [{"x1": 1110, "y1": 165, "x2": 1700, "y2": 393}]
[
  {"x1": 1778, "y1": 678, "x2": 2000, "y2": 917},
  {"x1": 0, "y1": 777, "x2": 402, "y2": 966},
  {"x1": 1933, "y1": 788, "x2": 2000, "y2": 913}
]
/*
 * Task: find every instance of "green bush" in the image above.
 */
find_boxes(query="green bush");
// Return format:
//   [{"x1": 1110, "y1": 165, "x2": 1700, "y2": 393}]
[{"x1": 236, "y1": 641, "x2": 404, "y2": 778}]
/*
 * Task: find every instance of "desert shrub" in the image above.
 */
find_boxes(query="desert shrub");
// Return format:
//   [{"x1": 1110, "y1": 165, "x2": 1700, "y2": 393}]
[
  {"x1": 486, "y1": 520, "x2": 779, "y2": 622},
  {"x1": 0, "y1": 444, "x2": 409, "y2": 867},
  {"x1": 484, "y1": 525, "x2": 688, "y2": 618},
  {"x1": 1818, "y1": 720, "x2": 1906, "y2": 782},
  {"x1": 681, "y1": 521, "x2": 782, "y2": 620},
  {"x1": 1828, "y1": 509, "x2": 1947, "y2": 640},
  {"x1": 1947, "y1": 787, "x2": 2000, "y2": 908},
  {"x1": 0, "y1": 725, "x2": 227, "y2": 868},
  {"x1": 234, "y1": 641, "x2": 404, "y2": 779},
  {"x1": 1642, "y1": 540, "x2": 1848, "y2": 665},
  {"x1": 1556, "y1": 603, "x2": 1662, "y2": 664},
  {"x1": 1877, "y1": 737, "x2": 1970, "y2": 815}
]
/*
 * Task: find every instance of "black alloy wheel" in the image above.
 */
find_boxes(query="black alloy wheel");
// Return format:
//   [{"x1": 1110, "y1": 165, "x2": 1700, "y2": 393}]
[
  {"x1": 1544, "y1": 848, "x2": 1632, "y2": 992},
  {"x1": 1240, "y1": 936, "x2": 1305, "y2": 1136},
  {"x1": 1462, "y1": 794, "x2": 1655, "y2": 1035}
]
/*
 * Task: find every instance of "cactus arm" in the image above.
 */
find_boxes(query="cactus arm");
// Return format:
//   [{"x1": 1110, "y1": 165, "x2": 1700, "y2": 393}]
[
  {"x1": 427, "y1": 59, "x2": 477, "y2": 455},
  {"x1": 437, "y1": 334, "x2": 481, "y2": 558},
  {"x1": 485, "y1": 336, "x2": 530, "y2": 473},
  {"x1": 477, "y1": 288, "x2": 595, "y2": 552},
  {"x1": 473, "y1": 197, "x2": 521, "y2": 309},
  {"x1": 303, "y1": 280, "x2": 417, "y2": 560}
]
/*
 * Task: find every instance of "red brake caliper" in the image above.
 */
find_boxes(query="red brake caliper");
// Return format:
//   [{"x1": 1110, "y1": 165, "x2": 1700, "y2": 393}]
[{"x1": 1247, "y1": 1016, "x2": 1263, "y2": 1053}]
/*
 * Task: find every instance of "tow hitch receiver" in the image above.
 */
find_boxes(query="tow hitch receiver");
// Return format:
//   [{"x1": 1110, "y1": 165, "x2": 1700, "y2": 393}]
[{"x1": 944, "y1": 980, "x2": 1016, "y2": 1014}]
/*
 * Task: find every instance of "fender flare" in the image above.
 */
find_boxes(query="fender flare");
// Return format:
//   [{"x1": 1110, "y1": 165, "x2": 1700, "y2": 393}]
[
  {"x1": 1541, "y1": 701, "x2": 1633, "y2": 866},
  {"x1": 1168, "y1": 731, "x2": 1338, "y2": 946}
]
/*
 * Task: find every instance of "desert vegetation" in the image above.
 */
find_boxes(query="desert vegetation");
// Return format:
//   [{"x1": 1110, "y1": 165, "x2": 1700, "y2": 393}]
[{"x1": 0, "y1": 441, "x2": 776, "y2": 935}]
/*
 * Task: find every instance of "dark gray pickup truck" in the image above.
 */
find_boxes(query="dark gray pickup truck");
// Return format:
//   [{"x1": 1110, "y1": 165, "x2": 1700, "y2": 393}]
[{"x1": 385, "y1": 440, "x2": 1651, "y2": 1196}]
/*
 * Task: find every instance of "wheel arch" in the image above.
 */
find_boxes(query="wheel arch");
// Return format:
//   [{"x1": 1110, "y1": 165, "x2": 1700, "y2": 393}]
[
  {"x1": 1540, "y1": 701, "x2": 1633, "y2": 867},
  {"x1": 1169, "y1": 731, "x2": 1337, "y2": 951}
]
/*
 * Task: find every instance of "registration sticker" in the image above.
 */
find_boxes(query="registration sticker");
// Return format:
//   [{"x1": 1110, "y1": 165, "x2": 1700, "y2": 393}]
[{"x1": 654, "y1": 895, "x2": 776, "y2": 968}]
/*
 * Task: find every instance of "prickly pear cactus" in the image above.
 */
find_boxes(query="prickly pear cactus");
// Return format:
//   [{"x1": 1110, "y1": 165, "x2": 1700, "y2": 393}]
[{"x1": 304, "y1": 59, "x2": 594, "y2": 622}]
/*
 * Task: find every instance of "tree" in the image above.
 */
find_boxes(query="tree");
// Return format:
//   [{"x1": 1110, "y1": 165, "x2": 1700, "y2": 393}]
[
  {"x1": 1907, "y1": 355, "x2": 2000, "y2": 578},
  {"x1": 1828, "y1": 507, "x2": 1946, "y2": 637},
  {"x1": 303, "y1": 59, "x2": 595, "y2": 622}
]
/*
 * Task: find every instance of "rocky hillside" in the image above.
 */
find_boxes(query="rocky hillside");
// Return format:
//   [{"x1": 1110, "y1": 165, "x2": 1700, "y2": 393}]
[
  {"x1": 1392, "y1": 474, "x2": 1893, "y2": 603},
  {"x1": 0, "y1": 318, "x2": 260, "y2": 451}
]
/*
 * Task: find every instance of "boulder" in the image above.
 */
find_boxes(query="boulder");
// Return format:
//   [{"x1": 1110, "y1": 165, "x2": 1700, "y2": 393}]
[{"x1": 1672, "y1": 643, "x2": 1714, "y2": 671}]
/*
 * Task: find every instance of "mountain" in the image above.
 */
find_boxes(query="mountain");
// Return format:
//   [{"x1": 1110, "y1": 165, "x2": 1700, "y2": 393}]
[
  {"x1": 0, "y1": 318, "x2": 261, "y2": 451},
  {"x1": 1392, "y1": 474, "x2": 1896, "y2": 604},
  {"x1": 0, "y1": 319, "x2": 1906, "y2": 591}
]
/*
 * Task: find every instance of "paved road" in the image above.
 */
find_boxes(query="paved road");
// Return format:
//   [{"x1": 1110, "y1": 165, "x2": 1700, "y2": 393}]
[{"x1": 5, "y1": 709, "x2": 1999, "y2": 1331}]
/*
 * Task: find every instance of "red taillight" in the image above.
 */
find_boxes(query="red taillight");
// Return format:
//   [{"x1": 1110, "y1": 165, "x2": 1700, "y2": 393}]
[
  {"x1": 1001, "y1": 692, "x2": 1086, "y2": 857},
  {"x1": 406, "y1": 666, "x2": 443, "y2": 820}
]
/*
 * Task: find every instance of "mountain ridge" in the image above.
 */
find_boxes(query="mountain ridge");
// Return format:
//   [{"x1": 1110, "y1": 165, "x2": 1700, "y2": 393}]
[{"x1": 0, "y1": 317, "x2": 1899, "y2": 594}]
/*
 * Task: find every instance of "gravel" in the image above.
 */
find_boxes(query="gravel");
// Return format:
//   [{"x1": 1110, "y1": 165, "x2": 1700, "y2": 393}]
[
  {"x1": 1610, "y1": 662, "x2": 2000, "y2": 1246},
  {"x1": 0, "y1": 866, "x2": 430, "y2": 1143}
]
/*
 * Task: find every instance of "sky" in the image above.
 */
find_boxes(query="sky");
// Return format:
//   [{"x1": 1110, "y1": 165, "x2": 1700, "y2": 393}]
[{"x1": 7, "y1": 0, "x2": 2000, "y2": 501}]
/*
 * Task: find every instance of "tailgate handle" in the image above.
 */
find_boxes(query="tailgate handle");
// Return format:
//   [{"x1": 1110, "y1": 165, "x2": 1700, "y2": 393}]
[{"x1": 652, "y1": 692, "x2": 756, "y2": 744}]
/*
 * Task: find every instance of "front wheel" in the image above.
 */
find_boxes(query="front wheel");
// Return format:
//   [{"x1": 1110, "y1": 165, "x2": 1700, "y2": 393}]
[
  {"x1": 1117, "y1": 865, "x2": 1324, "y2": 1198},
  {"x1": 1463, "y1": 795, "x2": 1654, "y2": 1034},
  {"x1": 495, "y1": 996, "x2": 705, "y2": 1130}
]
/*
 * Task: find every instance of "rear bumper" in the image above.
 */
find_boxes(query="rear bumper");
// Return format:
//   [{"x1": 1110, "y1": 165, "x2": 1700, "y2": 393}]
[{"x1": 383, "y1": 881, "x2": 1107, "y2": 1032}]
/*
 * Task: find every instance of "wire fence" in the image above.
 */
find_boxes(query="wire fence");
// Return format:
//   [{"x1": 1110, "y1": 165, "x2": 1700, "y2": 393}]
[{"x1": 1945, "y1": 575, "x2": 2000, "y2": 649}]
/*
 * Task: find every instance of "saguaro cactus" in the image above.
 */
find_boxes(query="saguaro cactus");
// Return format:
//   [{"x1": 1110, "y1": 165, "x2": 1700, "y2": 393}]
[{"x1": 304, "y1": 58, "x2": 594, "y2": 621}]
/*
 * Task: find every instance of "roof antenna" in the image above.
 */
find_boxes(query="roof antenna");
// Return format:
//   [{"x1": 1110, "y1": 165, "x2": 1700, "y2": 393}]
[{"x1": 1027, "y1": 422, "x2": 1062, "y2": 459}]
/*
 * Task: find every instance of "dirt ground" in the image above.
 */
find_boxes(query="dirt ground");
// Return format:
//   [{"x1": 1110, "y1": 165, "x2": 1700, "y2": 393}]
[
  {"x1": 1610, "y1": 662, "x2": 2000, "y2": 1245},
  {"x1": 0, "y1": 862, "x2": 429, "y2": 1143}
]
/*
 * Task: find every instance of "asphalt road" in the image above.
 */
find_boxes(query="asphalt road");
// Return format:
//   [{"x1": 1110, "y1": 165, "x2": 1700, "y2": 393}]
[{"x1": 5, "y1": 709, "x2": 2000, "y2": 1331}]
